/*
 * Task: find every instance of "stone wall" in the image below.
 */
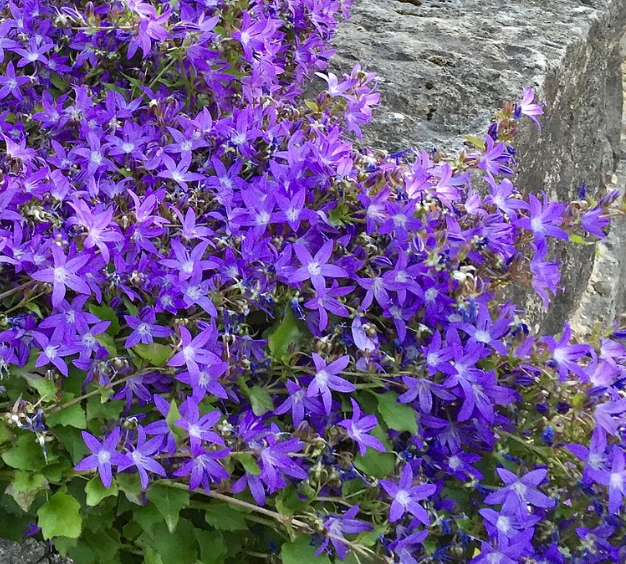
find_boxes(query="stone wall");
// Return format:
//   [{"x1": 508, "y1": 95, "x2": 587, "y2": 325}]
[{"x1": 329, "y1": 0, "x2": 626, "y2": 334}]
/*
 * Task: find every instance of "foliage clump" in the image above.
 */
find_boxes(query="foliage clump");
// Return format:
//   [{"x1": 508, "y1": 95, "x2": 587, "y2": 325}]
[{"x1": 0, "y1": 0, "x2": 624, "y2": 563}]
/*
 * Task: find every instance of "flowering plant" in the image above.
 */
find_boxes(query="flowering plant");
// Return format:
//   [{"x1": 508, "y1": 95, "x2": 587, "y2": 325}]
[{"x1": 0, "y1": 0, "x2": 625, "y2": 563}]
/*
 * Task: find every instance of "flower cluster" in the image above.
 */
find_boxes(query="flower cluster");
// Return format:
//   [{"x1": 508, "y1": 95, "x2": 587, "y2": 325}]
[{"x1": 0, "y1": 0, "x2": 624, "y2": 563}]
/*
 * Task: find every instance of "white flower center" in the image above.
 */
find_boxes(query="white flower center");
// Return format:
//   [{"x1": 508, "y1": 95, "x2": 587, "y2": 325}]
[
  {"x1": 316, "y1": 370, "x2": 329, "y2": 387},
  {"x1": 474, "y1": 330, "x2": 490, "y2": 343},
  {"x1": 307, "y1": 261, "x2": 321, "y2": 276},
  {"x1": 53, "y1": 266, "x2": 68, "y2": 283},
  {"x1": 97, "y1": 450, "x2": 111, "y2": 465},
  {"x1": 395, "y1": 490, "x2": 411, "y2": 507},
  {"x1": 496, "y1": 515, "x2": 511, "y2": 534},
  {"x1": 183, "y1": 346, "x2": 195, "y2": 361},
  {"x1": 610, "y1": 472, "x2": 624, "y2": 490},
  {"x1": 512, "y1": 481, "x2": 527, "y2": 498}
]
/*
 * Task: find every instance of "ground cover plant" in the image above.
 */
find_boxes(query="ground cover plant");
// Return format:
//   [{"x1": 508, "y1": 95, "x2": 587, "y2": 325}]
[{"x1": 0, "y1": 0, "x2": 625, "y2": 562}]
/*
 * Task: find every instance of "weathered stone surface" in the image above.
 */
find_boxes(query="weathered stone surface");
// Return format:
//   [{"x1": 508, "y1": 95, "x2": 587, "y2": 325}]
[
  {"x1": 0, "y1": 537, "x2": 74, "y2": 564},
  {"x1": 329, "y1": 0, "x2": 626, "y2": 333},
  {"x1": 0, "y1": 538, "x2": 49, "y2": 564}
]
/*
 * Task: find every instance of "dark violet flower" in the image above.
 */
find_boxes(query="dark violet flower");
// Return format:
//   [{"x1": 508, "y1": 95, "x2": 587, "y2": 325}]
[
  {"x1": 75, "y1": 427, "x2": 130, "y2": 488},
  {"x1": 339, "y1": 398, "x2": 385, "y2": 456},
  {"x1": 33, "y1": 326, "x2": 74, "y2": 377},
  {"x1": 380, "y1": 464, "x2": 436, "y2": 524}
]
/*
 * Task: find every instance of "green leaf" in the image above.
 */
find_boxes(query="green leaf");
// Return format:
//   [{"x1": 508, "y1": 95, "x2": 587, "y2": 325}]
[
  {"x1": 53, "y1": 426, "x2": 89, "y2": 465},
  {"x1": 275, "y1": 484, "x2": 309, "y2": 517},
  {"x1": 281, "y1": 535, "x2": 332, "y2": 564},
  {"x1": 304, "y1": 99, "x2": 319, "y2": 112},
  {"x1": 140, "y1": 519, "x2": 197, "y2": 564},
  {"x1": 238, "y1": 453, "x2": 261, "y2": 475},
  {"x1": 248, "y1": 385, "x2": 274, "y2": 416},
  {"x1": 25, "y1": 374, "x2": 57, "y2": 403},
  {"x1": 267, "y1": 308, "x2": 305, "y2": 362},
  {"x1": 85, "y1": 476, "x2": 118, "y2": 507},
  {"x1": 37, "y1": 491, "x2": 82, "y2": 540},
  {"x1": 144, "y1": 547, "x2": 164, "y2": 564},
  {"x1": 86, "y1": 396, "x2": 124, "y2": 422},
  {"x1": 353, "y1": 427, "x2": 394, "y2": 478},
  {"x1": 195, "y1": 528, "x2": 227, "y2": 564},
  {"x1": 1, "y1": 433, "x2": 46, "y2": 471},
  {"x1": 24, "y1": 302, "x2": 43, "y2": 318},
  {"x1": 133, "y1": 503, "x2": 164, "y2": 533},
  {"x1": 133, "y1": 343, "x2": 173, "y2": 367},
  {"x1": 204, "y1": 504, "x2": 248, "y2": 531},
  {"x1": 117, "y1": 473, "x2": 143, "y2": 505},
  {"x1": 46, "y1": 402, "x2": 86, "y2": 429},
  {"x1": 5, "y1": 470, "x2": 48, "y2": 511},
  {"x1": 95, "y1": 332, "x2": 118, "y2": 356},
  {"x1": 146, "y1": 483, "x2": 190, "y2": 534},
  {"x1": 569, "y1": 233, "x2": 588, "y2": 245},
  {"x1": 0, "y1": 421, "x2": 12, "y2": 445},
  {"x1": 376, "y1": 392, "x2": 418, "y2": 435},
  {"x1": 88, "y1": 304, "x2": 121, "y2": 336},
  {"x1": 165, "y1": 400, "x2": 187, "y2": 443},
  {"x1": 464, "y1": 135, "x2": 485, "y2": 149},
  {"x1": 49, "y1": 73, "x2": 67, "y2": 92}
]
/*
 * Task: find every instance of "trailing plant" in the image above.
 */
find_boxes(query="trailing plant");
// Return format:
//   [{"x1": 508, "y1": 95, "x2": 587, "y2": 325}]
[{"x1": 0, "y1": 0, "x2": 624, "y2": 563}]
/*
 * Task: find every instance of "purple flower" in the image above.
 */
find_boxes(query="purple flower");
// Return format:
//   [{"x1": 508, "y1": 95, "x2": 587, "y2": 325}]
[
  {"x1": 515, "y1": 87, "x2": 544, "y2": 130},
  {"x1": 515, "y1": 192, "x2": 568, "y2": 247},
  {"x1": 33, "y1": 326, "x2": 74, "y2": 377},
  {"x1": 380, "y1": 464, "x2": 437, "y2": 524},
  {"x1": 173, "y1": 446, "x2": 230, "y2": 493},
  {"x1": 484, "y1": 468, "x2": 555, "y2": 516},
  {"x1": 580, "y1": 206, "x2": 609, "y2": 238},
  {"x1": 307, "y1": 353, "x2": 355, "y2": 414},
  {"x1": 30, "y1": 245, "x2": 92, "y2": 306},
  {"x1": 174, "y1": 399, "x2": 224, "y2": 450},
  {"x1": 290, "y1": 240, "x2": 348, "y2": 291},
  {"x1": 117, "y1": 426, "x2": 166, "y2": 489},
  {"x1": 339, "y1": 398, "x2": 385, "y2": 456},
  {"x1": 274, "y1": 380, "x2": 323, "y2": 427},
  {"x1": 168, "y1": 325, "x2": 221, "y2": 379},
  {"x1": 124, "y1": 307, "x2": 173, "y2": 348},
  {"x1": 75, "y1": 427, "x2": 130, "y2": 488},
  {"x1": 67, "y1": 200, "x2": 123, "y2": 263},
  {"x1": 316, "y1": 505, "x2": 371, "y2": 560},
  {"x1": 543, "y1": 322, "x2": 591, "y2": 381},
  {"x1": 0, "y1": 61, "x2": 30, "y2": 101}
]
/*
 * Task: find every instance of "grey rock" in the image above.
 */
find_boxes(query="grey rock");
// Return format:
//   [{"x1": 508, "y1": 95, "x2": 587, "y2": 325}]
[
  {"x1": 0, "y1": 538, "x2": 47, "y2": 564},
  {"x1": 330, "y1": 0, "x2": 626, "y2": 333}
]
